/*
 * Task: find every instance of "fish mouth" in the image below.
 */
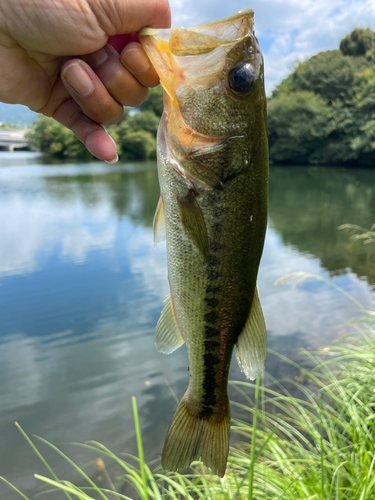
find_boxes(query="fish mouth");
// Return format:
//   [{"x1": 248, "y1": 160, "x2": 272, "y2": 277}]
[
  {"x1": 139, "y1": 9, "x2": 259, "y2": 97},
  {"x1": 139, "y1": 9, "x2": 254, "y2": 55}
]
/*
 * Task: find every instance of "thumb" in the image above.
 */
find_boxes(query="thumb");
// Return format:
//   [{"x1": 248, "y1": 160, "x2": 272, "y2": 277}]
[{"x1": 88, "y1": 0, "x2": 171, "y2": 35}]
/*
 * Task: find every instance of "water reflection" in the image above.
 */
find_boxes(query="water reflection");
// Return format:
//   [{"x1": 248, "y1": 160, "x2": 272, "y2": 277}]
[
  {"x1": 269, "y1": 166, "x2": 375, "y2": 286},
  {"x1": 0, "y1": 155, "x2": 374, "y2": 498}
]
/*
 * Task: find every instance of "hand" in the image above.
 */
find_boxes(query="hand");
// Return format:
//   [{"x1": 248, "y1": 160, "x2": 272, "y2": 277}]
[{"x1": 0, "y1": 0, "x2": 170, "y2": 162}]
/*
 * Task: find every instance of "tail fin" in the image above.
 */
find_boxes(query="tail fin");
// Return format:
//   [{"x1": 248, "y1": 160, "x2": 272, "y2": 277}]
[{"x1": 161, "y1": 393, "x2": 230, "y2": 477}]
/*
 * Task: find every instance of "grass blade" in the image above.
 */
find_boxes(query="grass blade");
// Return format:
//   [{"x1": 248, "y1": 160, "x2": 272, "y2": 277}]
[
  {"x1": 132, "y1": 396, "x2": 149, "y2": 500},
  {"x1": 15, "y1": 422, "x2": 73, "y2": 500},
  {"x1": 0, "y1": 477, "x2": 30, "y2": 500}
]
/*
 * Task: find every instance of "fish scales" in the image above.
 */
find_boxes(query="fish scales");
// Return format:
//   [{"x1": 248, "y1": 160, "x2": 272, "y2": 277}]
[{"x1": 140, "y1": 8, "x2": 269, "y2": 477}]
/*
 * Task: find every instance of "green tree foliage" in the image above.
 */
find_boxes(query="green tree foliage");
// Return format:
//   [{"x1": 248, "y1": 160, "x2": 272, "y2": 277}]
[
  {"x1": 127, "y1": 110, "x2": 160, "y2": 136},
  {"x1": 26, "y1": 116, "x2": 93, "y2": 160},
  {"x1": 138, "y1": 85, "x2": 164, "y2": 116},
  {"x1": 120, "y1": 130, "x2": 156, "y2": 160},
  {"x1": 274, "y1": 50, "x2": 360, "y2": 103},
  {"x1": 268, "y1": 28, "x2": 375, "y2": 166},
  {"x1": 27, "y1": 85, "x2": 165, "y2": 161},
  {"x1": 268, "y1": 91, "x2": 333, "y2": 164},
  {"x1": 340, "y1": 28, "x2": 375, "y2": 58},
  {"x1": 350, "y1": 77, "x2": 375, "y2": 163}
]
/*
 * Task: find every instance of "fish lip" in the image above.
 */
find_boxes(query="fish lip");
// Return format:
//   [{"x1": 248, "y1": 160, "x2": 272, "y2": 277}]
[
  {"x1": 189, "y1": 8, "x2": 254, "y2": 32},
  {"x1": 139, "y1": 9, "x2": 260, "y2": 95},
  {"x1": 139, "y1": 9, "x2": 255, "y2": 52}
]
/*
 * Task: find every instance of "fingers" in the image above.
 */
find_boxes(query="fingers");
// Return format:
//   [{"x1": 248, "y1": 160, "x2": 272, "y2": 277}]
[
  {"x1": 41, "y1": 76, "x2": 119, "y2": 163},
  {"x1": 61, "y1": 42, "x2": 157, "y2": 125},
  {"x1": 121, "y1": 42, "x2": 160, "y2": 88},
  {"x1": 52, "y1": 98, "x2": 118, "y2": 163},
  {"x1": 61, "y1": 56, "x2": 125, "y2": 125},
  {"x1": 40, "y1": 39, "x2": 160, "y2": 163},
  {"x1": 89, "y1": 0, "x2": 171, "y2": 34}
]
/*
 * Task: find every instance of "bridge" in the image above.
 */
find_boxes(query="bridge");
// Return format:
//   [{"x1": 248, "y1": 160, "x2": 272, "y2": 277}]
[{"x1": 0, "y1": 129, "x2": 30, "y2": 151}]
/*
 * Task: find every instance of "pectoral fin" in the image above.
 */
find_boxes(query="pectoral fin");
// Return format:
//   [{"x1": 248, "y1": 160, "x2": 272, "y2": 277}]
[
  {"x1": 235, "y1": 287, "x2": 267, "y2": 380},
  {"x1": 177, "y1": 190, "x2": 209, "y2": 262},
  {"x1": 153, "y1": 195, "x2": 166, "y2": 246},
  {"x1": 155, "y1": 294, "x2": 185, "y2": 354}
]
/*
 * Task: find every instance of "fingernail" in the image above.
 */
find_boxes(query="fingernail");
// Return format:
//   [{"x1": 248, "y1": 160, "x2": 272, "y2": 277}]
[
  {"x1": 82, "y1": 47, "x2": 109, "y2": 69},
  {"x1": 122, "y1": 47, "x2": 150, "y2": 74},
  {"x1": 62, "y1": 62, "x2": 94, "y2": 97},
  {"x1": 105, "y1": 154, "x2": 119, "y2": 164}
]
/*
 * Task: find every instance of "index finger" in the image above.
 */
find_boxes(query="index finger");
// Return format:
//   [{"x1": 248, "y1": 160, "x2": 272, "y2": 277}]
[{"x1": 89, "y1": 0, "x2": 171, "y2": 35}]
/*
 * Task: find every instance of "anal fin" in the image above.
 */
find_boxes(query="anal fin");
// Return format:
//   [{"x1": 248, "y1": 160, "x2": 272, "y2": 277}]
[
  {"x1": 235, "y1": 286, "x2": 267, "y2": 380},
  {"x1": 153, "y1": 195, "x2": 166, "y2": 246},
  {"x1": 155, "y1": 294, "x2": 185, "y2": 354}
]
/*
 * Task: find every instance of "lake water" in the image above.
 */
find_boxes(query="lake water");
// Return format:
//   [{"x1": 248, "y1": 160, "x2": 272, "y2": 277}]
[{"x1": 0, "y1": 152, "x2": 374, "y2": 498}]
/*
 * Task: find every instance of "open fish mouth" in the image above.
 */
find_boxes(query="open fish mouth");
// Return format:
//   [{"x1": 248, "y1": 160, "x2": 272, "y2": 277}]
[
  {"x1": 139, "y1": 9, "x2": 262, "y2": 95},
  {"x1": 141, "y1": 9, "x2": 254, "y2": 55}
]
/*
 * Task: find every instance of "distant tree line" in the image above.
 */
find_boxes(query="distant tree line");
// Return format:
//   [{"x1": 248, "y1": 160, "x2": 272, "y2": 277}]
[
  {"x1": 26, "y1": 86, "x2": 163, "y2": 161},
  {"x1": 27, "y1": 27, "x2": 375, "y2": 166},
  {"x1": 268, "y1": 27, "x2": 375, "y2": 166}
]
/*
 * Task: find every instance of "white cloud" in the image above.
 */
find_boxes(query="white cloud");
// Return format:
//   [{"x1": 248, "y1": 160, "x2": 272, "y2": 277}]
[
  {"x1": 0, "y1": 186, "x2": 117, "y2": 276},
  {"x1": 61, "y1": 225, "x2": 116, "y2": 262},
  {"x1": 124, "y1": 226, "x2": 169, "y2": 300},
  {"x1": 169, "y1": 0, "x2": 375, "y2": 93}
]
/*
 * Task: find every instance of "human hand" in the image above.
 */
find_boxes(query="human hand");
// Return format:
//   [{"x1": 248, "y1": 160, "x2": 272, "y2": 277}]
[{"x1": 0, "y1": 0, "x2": 170, "y2": 162}]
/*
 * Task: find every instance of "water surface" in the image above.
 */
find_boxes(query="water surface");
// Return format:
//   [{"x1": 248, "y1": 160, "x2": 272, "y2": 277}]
[{"x1": 0, "y1": 153, "x2": 374, "y2": 497}]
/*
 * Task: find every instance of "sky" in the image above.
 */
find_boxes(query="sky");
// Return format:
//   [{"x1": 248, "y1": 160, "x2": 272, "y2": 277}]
[
  {"x1": 2, "y1": 0, "x2": 375, "y2": 123},
  {"x1": 169, "y1": 0, "x2": 375, "y2": 94}
]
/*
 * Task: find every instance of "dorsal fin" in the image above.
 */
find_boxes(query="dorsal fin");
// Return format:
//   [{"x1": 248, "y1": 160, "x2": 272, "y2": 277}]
[{"x1": 235, "y1": 286, "x2": 267, "y2": 380}]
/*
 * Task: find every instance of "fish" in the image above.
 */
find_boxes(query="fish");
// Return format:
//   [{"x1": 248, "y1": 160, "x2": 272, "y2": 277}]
[{"x1": 139, "y1": 9, "x2": 268, "y2": 477}]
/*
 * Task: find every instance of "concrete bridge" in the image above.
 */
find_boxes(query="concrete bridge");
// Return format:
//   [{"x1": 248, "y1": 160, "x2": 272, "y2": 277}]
[{"x1": 0, "y1": 129, "x2": 29, "y2": 151}]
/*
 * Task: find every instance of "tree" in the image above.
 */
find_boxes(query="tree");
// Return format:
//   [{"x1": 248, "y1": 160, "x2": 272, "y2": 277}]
[
  {"x1": 268, "y1": 27, "x2": 375, "y2": 166},
  {"x1": 274, "y1": 50, "x2": 359, "y2": 103},
  {"x1": 340, "y1": 28, "x2": 375, "y2": 57},
  {"x1": 268, "y1": 91, "x2": 333, "y2": 164},
  {"x1": 128, "y1": 110, "x2": 160, "y2": 135},
  {"x1": 27, "y1": 107, "x2": 160, "y2": 161},
  {"x1": 138, "y1": 86, "x2": 164, "y2": 116},
  {"x1": 120, "y1": 130, "x2": 156, "y2": 160},
  {"x1": 350, "y1": 77, "x2": 375, "y2": 166},
  {"x1": 26, "y1": 116, "x2": 93, "y2": 160}
]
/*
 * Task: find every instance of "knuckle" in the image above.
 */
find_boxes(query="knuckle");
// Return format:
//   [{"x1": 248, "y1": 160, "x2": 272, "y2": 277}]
[
  {"x1": 69, "y1": 108, "x2": 85, "y2": 131},
  {"x1": 103, "y1": 107, "x2": 124, "y2": 126},
  {"x1": 125, "y1": 87, "x2": 149, "y2": 107}
]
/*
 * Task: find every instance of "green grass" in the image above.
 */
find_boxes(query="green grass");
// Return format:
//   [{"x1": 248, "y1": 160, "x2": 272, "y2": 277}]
[
  {"x1": 2, "y1": 274, "x2": 375, "y2": 499},
  {"x1": 338, "y1": 223, "x2": 375, "y2": 246}
]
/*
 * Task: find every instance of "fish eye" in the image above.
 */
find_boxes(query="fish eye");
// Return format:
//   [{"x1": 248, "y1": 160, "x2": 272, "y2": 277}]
[{"x1": 227, "y1": 63, "x2": 257, "y2": 96}]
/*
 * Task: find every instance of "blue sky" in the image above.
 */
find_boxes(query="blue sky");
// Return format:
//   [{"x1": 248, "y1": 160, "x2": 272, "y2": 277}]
[
  {"x1": 2, "y1": 0, "x2": 375, "y2": 123},
  {"x1": 170, "y1": 0, "x2": 375, "y2": 94}
]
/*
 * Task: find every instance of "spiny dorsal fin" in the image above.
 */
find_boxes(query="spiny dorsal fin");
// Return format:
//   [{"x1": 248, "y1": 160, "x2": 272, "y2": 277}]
[
  {"x1": 153, "y1": 195, "x2": 166, "y2": 246},
  {"x1": 155, "y1": 294, "x2": 185, "y2": 354},
  {"x1": 235, "y1": 286, "x2": 267, "y2": 380},
  {"x1": 177, "y1": 190, "x2": 209, "y2": 262}
]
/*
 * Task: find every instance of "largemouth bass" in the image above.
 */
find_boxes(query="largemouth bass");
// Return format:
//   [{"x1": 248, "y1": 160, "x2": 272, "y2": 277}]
[{"x1": 139, "y1": 9, "x2": 268, "y2": 477}]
